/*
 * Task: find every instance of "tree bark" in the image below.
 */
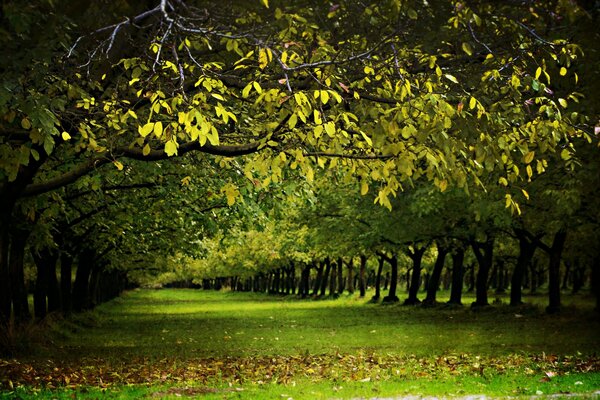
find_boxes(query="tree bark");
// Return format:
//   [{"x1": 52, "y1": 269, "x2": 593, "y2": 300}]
[
  {"x1": 329, "y1": 261, "x2": 337, "y2": 296},
  {"x1": 448, "y1": 246, "x2": 465, "y2": 305},
  {"x1": 592, "y1": 256, "x2": 600, "y2": 312},
  {"x1": 72, "y1": 249, "x2": 94, "y2": 312},
  {"x1": 346, "y1": 258, "x2": 355, "y2": 294},
  {"x1": 546, "y1": 229, "x2": 567, "y2": 314},
  {"x1": 9, "y1": 229, "x2": 31, "y2": 324},
  {"x1": 358, "y1": 255, "x2": 367, "y2": 297},
  {"x1": 404, "y1": 245, "x2": 427, "y2": 305},
  {"x1": 312, "y1": 262, "x2": 324, "y2": 296},
  {"x1": 371, "y1": 255, "x2": 384, "y2": 302},
  {"x1": 0, "y1": 218, "x2": 11, "y2": 327},
  {"x1": 382, "y1": 254, "x2": 399, "y2": 303},
  {"x1": 511, "y1": 229, "x2": 536, "y2": 306},
  {"x1": 60, "y1": 252, "x2": 73, "y2": 315},
  {"x1": 471, "y1": 237, "x2": 494, "y2": 307},
  {"x1": 337, "y1": 257, "x2": 344, "y2": 295},
  {"x1": 423, "y1": 242, "x2": 448, "y2": 305},
  {"x1": 320, "y1": 258, "x2": 331, "y2": 296}
]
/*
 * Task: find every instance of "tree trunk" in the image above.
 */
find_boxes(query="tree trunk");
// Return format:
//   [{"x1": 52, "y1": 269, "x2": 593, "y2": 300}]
[
  {"x1": 0, "y1": 219, "x2": 10, "y2": 327},
  {"x1": 371, "y1": 255, "x2": 384, "y2": 302},
  {"x1": 511, "y1": 230, "x2": 536, "y2": 306},
  {"x1": 346, "y1": 258, "x2": 355, "y2": 294},
  {"x1": 546, "y1": 229, "x2": 567, "y2": 314},
  {"x1": 320, "y1": 258, "x2": 331, "y2": 296},
  {"x1": 471, "y1": 237, "x2": 494, "y2": 307},
  {"x1": 9, "y1": 229, "x2": 31, "y2": 324},
  {"x1": 424, "y1": 243, "x2": 448, "y2": 305},
  {"x1": 358, "y1": 255, "x2": 367, "y2": 298},
  {"x1": 328, "y1": 261, "x2": 336, "y2": 296},
  {"x1": 383, "y1": 254, "x2": 399, "y2": 303},
  {"x1": 60, "y1": 252, "x2": 73, "y2": 315},
  {"x1": 337, "y1": 257, "x2": 344, "y2": 295},
  {"x1": 592, "y1": 256, "x2": 600, "y2": 312},
  {"x1": 72, "y1": 249, "x2": 94, "y2": 312},
  {"x1": 448, "y1": 246, "x2": 465, "y2": 305},
  {"x1": 404, "y1": 245, "x2": 427, "y2": 305},
  {"x1": 312, "y1": 262, "x2": 324, "y2": 296}
]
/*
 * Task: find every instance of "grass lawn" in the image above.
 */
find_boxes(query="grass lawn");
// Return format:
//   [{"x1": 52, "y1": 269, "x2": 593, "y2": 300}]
[{"x1": 1, "y1": 288, "x2": 599, "y2": 399}]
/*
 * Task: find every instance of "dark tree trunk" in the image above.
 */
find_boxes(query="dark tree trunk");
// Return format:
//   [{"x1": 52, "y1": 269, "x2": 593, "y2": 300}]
[
  {"x1": 561, "y1": 260, "x2": 571, "y2": 291},
  {"x1": 313, "y1": 262, "x2": 324, "y2": 296},
  {"x1": 511, "y1": 230, "x2": 536, "y2": 306},
  {"x1": 329, "y1": 261, "x2": 337, "y2": 296},
  {"x1": 471, "y1": 237, "x2": 494, "y2": 307},
  {"x1": 371, "y1": 255, "x2": 384, "y2": 302},
  {"x1": 337, "y1": 257, "x2": 344, "y2": 295},
  {"x1": 0, "y1": 219, "x2": 10, "y2": 327},
  {"x1": 346, "y1": 258, "x2": 355, "y2": 294},
  {"x1": 60, "y1": 252, "x2": 73, "y2": 315},
  {"x1": 546, "y1": 229, "x2": 567, "y2": 314},
  {"x1": 320, "y1": 258, "x2": 331, "y2": 296},
  {"x1": 9, "y1": 229, "x2": 31, "y2": 324},
  {"x1": 382, "y1": 254, "x2": 399, "y2": 303},
  {"x1": 424, "y1": 242, "x2": 448, "y2": 305},
  {"x1": 592, "y1": 256, "x2": 600, "y2": 312},
  {"x1": 448, "y1": 246, "x2": 465, "y2": 305},
  {"x1": 72, "y1": 249, "x2": 94, "y2": 312},
  {"x1": 404, "y1": 245, "x2": 427, "y2": 305},
  {"x1": 32, "y1": 251, "x2": 48, "y2": 321},
  {"x1": 299, "y1": 264, "x2": 310, "y2": 298},
  {"x1": 46, "y1": 253, "x2": 60, "y2": 312},
  {"x1": 358, "y1": 255, "x2": 367, "y2": 297}
]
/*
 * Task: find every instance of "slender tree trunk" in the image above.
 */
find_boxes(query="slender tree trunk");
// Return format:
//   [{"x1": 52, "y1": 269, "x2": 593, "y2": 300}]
[
  {"x1": 312, "y1": 262, "x2": 324, "y2": 296},
  {"x1": 547, "y1": 229, "x2": 567, "y2": 314},
  {"x1": 329, "y1": 261, "x2": 337, "y2": 296},
  {"x1": 320, "y1": 258, "x2": 331, "y2": 296},
  {"x1": 371, "y1": 255, "x2": 384, "y2": 302},
  {"x1": 346, "y1": 258, "x2": 355, "y2": 294},
  {"x1": 592, "y1": 256, "x2": 600, "y2": 312},
  {"x1": 72, "y1": 250, "x2": 94, "y2": 312},
  {"x1": 448, "y1": 246, "x2": 465, "y2": 305},
  {"x1": 561, "y1": 260, "x2": 571, "y2": 291},
  {"x1": 337, "y1": 257, "x2": 344, "y2": 295},
  {"x1": 359, "y1": 255, "x2": 367, "y2": 297},
  {"x1": 32, "y1": 251, "x2": 48, "y2": 321},
  {"x1": 511, "y1": 230, "x2": 536, "y2": 306},
  {"x1": 46, "y1": 252, "x2": 60, "y2": 312},
  {"x1": 383, "y1": 254, "x2": 399, "y2": 303},
  {"x1": 9, "y1": 229, "x2": 31, "y2": 324},
  {"x1": 424, "y1": 243, "x2": 448, "y2": 305},
  {"x1": 60, "y1": 252, "x2": 73, "y2": 315},
  {"x1": 405, "y1": 246, "x2": 427, "y2": 305},
  {"x1": 0, "y1": 219, "x2": 10, "y2": 327},
  {"x1": 472, "y1": 237, "x2": 494, "y2": 307}
]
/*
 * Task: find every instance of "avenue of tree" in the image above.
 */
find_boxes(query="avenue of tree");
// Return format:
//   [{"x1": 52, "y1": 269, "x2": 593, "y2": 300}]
[{"x1": 0, "y1": 0, "x2": 599, "y2": 335}]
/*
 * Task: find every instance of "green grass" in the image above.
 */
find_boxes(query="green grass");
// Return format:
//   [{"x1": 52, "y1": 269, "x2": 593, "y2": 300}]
[{"x1": 2, "y1": 288, "x2": 599, "y2": 399}]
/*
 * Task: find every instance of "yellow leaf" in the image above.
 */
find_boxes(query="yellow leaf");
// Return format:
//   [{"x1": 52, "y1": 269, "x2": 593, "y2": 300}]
[
  {"x1": 165, "y1": 140, "x2": 178, "y2": 156},
  {"x1": 444, "y1": 74, "x2": 458, "y2": 84},
  {"x1": 526, "y1": 165, "x2": 533, "y2": 179},
  {"x1": 439, "y1": 179, "x2": 448, "y2": 192},
  {"x1": 498, "y1": 177, "x2": 508, "y2": 186},
  {"x1": 21, "y1": 118, "x2": 31, "y2": 130},
  {"x1": 535, "y1": 67, "x2": 542, "y2": 80},
  {"x1": 321, "y1": 90, "x2": 330, "y2": 105},
  {"x1": 153, "y1": 121, "x2": 163, "y2": 138},
  {"x1": 521, "y1": 189, "x2": 530, "y2": 200},
  {"x1": 253, "y1": 81, "x2": 263, "y2": 94},
  {"x1": 258, "y1": 48, "x2": 269, "y2": 69},
  {"x1": 558, "y1": 98, "x2": 567, "y2": 108},
  {"x1": 113, "y1": 160, "x2": 124, "y2": 171},
  {"x1": 143, "y1": 143, "x2": 151, "y2": 156},
  {"x1": 260, "y1": 0, "x2": 268, "y2": 8},
  {"x1": 559, "y1": 67, "x2": 567, "y2": 76},
  {"x1": 523, "y1": 150, "x2": 535, "y2": 164},
  {"x1": 139, "y1": 122, "x2": 154, "y2": 137},
  {"x1": 324, "y1": 121, "x2": 335, "y2": 137},
  {"x1": 61, "y1": 131, "x2": 71, "y2": 141},
  {"x1": 360, "y1": 181, "x2": 369, "y2": 195},
  {"x1": 462, "y1": 42, "x2": 473, "y2": 56},
  {"x1": 313, "y1": 110, "x2": 322, "y2": 125},
  {"x1": 469, "y1": 97, "x2": 477, "y2": 110}
]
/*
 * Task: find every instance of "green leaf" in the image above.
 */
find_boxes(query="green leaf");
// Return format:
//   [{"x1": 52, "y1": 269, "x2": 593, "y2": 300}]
[
  {"x1": 143, "y1": 143, "x2": 151, "y2": 156},
  {"x1": 407, "y1": 8, "x2": 417, "y2": 20}
]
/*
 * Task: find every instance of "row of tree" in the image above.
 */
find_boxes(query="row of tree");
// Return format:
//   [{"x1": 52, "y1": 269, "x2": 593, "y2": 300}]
[{"x1": 1, "y1": 0, "x2": 599, "y2": 334}]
